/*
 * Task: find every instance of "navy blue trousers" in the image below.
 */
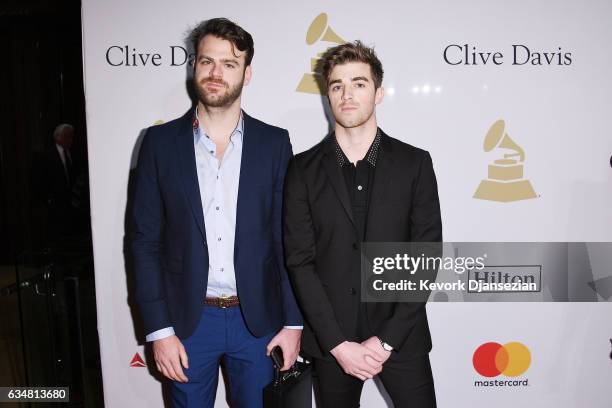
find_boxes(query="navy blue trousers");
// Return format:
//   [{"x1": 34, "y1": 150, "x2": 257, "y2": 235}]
[{"x1": 170, "y1": 306, "x2": 275, "y2": 408}]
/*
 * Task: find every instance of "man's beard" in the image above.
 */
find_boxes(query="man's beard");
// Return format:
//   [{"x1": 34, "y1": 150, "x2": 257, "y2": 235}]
[{"x1": 194, "y1": 75, "x2": 244, "y2": 108}]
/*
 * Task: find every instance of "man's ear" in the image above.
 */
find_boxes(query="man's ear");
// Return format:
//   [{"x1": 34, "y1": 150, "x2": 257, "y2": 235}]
[
  {"x1": 375, "y1": 86, "x2": 384, "y2": 105},
  {"x1": 243, "y1": 65, "x2": 252, "y2": 86},
  {"x1": 191, "y1": 54, "x2": 197, "y2": 74}
]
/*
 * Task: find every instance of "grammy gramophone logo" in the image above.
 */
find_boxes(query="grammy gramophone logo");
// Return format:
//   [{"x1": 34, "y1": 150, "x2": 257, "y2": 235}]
[
  {"x1": 296, "y1": 13, "x2": 345, "y2": 95},
  {"x1": 473, "y1": 120, "x2": 537, "y2": 202}
]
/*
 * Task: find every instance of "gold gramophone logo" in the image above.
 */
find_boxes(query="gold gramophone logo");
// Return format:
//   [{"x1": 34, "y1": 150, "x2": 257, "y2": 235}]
[
  {"x1": 296, "y1": 13, "x2": 345, "y2": 95},
  {"x1": 473, "y1": 119, "x2": 537, "y2": 202}
]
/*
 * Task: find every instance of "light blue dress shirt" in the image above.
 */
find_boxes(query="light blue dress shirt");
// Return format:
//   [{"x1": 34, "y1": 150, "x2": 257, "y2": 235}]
[{"x1": 196, "y1": 111, "x2": 244, "y2": 299}]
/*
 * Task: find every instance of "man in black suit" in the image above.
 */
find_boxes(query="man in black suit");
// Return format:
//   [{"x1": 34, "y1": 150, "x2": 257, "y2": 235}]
[
  {"x1": 283, "y1": 41, "x2": 441, "y2": 407},
  {"x1": 43, "y1": 123, "x2": 77, "y2": 239}
]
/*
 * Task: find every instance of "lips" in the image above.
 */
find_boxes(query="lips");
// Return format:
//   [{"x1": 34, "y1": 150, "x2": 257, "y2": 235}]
[
  {"x1": 205, "y1": 82, "x2": 225, "y2": 89},
  {"x1": 340, "y1": 105, "x2": 358, "y2": 111},
  {"x1": 201, "y1": 78, "x2": 226, "y2": 90}
]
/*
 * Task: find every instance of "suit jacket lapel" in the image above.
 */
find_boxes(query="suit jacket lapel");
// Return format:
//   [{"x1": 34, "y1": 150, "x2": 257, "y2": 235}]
[
  {"x1": 322, "y1": 136, "x2": 357, "y2": 231},
  {"x1": 234, "y1": 111, "x2": 259, "y2": 250},
  {"x1": 176, "y1": 108, "x2": 207, "y2": 241},
  {"x1": 365, "y1": 132, "x2": 393, "y2": 240}
]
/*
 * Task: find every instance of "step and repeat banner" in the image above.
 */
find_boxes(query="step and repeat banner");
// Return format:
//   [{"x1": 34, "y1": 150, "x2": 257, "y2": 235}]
[{"x1": 82, "y1": 0, "x2": 612, "y2": 406}]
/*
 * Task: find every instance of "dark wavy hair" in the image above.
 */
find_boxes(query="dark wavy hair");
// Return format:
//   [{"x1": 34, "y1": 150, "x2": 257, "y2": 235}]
[
  {"x1": 188, "y1": 18, "x2": 254, "y2": 67},
  {"x1": 319, "y1": 40, "x2": 384, "y2": 89}
]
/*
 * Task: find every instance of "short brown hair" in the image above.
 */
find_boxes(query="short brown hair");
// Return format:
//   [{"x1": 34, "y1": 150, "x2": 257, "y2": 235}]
[
  {"x1": 319, "y1": 41, "x2": 384, "y2": 89},
  {"x1": 188, "y1": 18, "x2": 254, "y2": 66}
]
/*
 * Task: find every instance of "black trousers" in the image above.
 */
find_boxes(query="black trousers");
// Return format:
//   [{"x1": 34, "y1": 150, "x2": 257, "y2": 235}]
[{"x1": 312, "y1": 353, "x2": 436, "y2": 408}]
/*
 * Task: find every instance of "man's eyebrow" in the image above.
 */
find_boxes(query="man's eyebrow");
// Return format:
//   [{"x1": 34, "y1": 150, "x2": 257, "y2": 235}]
[
  {"x1": 328, "y1": 76, "x2": 370, "y2": 86},
  {"x1": 197, "y1": 55, "x2": 240, "y2": 64}
]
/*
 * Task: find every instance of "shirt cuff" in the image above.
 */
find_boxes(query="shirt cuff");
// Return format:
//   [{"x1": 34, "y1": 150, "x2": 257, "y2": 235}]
[
  {"x1": 283, "y1": 326, "x2": 303, "y2": 330},
  {"x1": 146, "y1": 327, "x2": 175, "y2": 342}
]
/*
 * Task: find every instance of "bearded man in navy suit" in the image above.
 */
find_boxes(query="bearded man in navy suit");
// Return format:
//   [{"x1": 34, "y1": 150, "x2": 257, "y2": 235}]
[{"x1": 131, "y1": 18, "x2": 302, "y2": 408}]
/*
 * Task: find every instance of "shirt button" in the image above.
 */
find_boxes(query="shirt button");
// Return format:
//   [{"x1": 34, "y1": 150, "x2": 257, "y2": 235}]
[
  {"x1": 216, "y1": 206, "x2": 220, "y2": 211},
  {"x1": 220, "y1": 268, "x2": 224, "y2": 272},
  {"x1": 217, "y1": 237, "x2": 222, "y2": 241},
  {"x1": 357, "y1": 185, "x2": 363, "y2": 191},
  {"x1": 349, "y1": 288, "x2": 356, "y2": 295},
  {"x1": 209, "y1": 150, "x2": 214, "y2": 154}
]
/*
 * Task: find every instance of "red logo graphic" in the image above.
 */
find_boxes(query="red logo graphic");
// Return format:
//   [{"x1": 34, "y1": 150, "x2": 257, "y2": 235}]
[
  {"x1": 130, "y1": 352, "x2": 146, "y2": 368},
  {"x1": 472, "y1": 342, "x2": 531, "y2": 377}
]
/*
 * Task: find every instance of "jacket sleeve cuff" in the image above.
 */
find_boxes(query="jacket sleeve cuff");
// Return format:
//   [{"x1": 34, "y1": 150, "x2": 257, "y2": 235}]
[
  {"x1": 318, "y1": 326, "x2": 346, "y2": 353},
  {"x1": 139, "y1": 299, "x2": 172, "y2": 336}
]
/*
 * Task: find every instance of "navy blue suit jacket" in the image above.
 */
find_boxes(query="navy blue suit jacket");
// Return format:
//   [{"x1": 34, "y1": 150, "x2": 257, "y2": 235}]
[{"x1": 131, "y1": 109, "x2": 302, "y2": 339}]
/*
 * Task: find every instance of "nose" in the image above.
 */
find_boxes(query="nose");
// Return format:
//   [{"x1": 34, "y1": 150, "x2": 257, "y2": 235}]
[
  {"x1": 209, "y1": 62, "x2": 222, "y2": 79},
  {"x1": 341, "y1": 86, "x2": 353, "y2": 101}
]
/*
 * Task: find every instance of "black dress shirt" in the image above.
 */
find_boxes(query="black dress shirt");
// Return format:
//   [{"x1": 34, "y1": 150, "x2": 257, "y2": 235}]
[
  {"x1": 334, "y1": 130, "x2": 382, "y2": 240},
  {"x1": 334, "y1": 130, "x2": 382, "y2": 338}
]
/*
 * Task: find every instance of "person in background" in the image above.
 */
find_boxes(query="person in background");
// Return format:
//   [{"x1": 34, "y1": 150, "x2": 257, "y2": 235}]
[{"x1": 43, "y1": 123, "x2": 77, "y2": 239}]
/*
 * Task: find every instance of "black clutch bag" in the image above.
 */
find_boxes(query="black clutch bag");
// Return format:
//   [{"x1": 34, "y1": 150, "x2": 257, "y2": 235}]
[{"x1": 263, "y1": 346, "x2": 312, "y2": 408}]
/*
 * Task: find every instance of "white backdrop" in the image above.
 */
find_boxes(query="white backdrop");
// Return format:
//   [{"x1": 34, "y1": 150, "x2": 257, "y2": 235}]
[{"x1": 82, "y1": 0, "x2": 612, "y2": 406}]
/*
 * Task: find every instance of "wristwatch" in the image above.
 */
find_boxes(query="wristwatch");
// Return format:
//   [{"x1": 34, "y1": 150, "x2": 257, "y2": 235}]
[{"x1": 378, "y1": 337, "x2": 394, "y2": 351}]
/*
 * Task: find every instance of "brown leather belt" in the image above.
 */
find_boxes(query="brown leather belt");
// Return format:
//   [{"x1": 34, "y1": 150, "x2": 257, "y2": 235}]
[{"x1": 204, "y1": 296, "x2": 240, "y2": 308}]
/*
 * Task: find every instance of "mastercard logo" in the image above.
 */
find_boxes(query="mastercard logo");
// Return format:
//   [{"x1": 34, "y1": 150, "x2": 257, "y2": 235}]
[{"x1": 472, "y1": 342, "x2": 531, "y2": 377}]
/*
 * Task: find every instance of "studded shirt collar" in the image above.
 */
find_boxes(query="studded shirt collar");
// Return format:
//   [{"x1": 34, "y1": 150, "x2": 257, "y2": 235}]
[{"x1": 333, "y1": 129, "x2": 382, "y2": 167}]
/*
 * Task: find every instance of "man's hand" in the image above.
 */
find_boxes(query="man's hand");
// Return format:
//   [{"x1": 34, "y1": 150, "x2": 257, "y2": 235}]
[
  {"x1": 266, "y1": 328, "x2": 302, "y2": 371},
  {"x1": 152, "y1": 335, "x2": 189, "y2": 383},
  {"x1": 361, "y1": 336, "x2": 391, "y2": 365},
  {"x1": 330, "y1": 341, "x2": 383, "y2": 381}
]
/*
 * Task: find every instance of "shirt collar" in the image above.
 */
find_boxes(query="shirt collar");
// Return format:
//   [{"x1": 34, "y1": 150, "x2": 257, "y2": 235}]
[
  {"x1": 193, "y1": 107, "x2": 244, "y2": 146},
  {"x1": 334, "y1": 129, "x2": 382, "y2": 167}
]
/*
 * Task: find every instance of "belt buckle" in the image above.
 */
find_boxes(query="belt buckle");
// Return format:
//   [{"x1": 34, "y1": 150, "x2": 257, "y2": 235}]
[{"x1": 218, "y1": 295, "x2": 230, "y2": 309}]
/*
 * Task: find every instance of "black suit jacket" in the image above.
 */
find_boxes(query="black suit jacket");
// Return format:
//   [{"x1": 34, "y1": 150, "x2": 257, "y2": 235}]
[
  {"x1": 283, "y1": 130, "x2": 442, "y2": 360},
  {"x1": 38, "y1": 145, "x2": 77, "y2": 236},
  {"x1": 43, "y1": 145, "x2": 73, "y2": 205}
]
